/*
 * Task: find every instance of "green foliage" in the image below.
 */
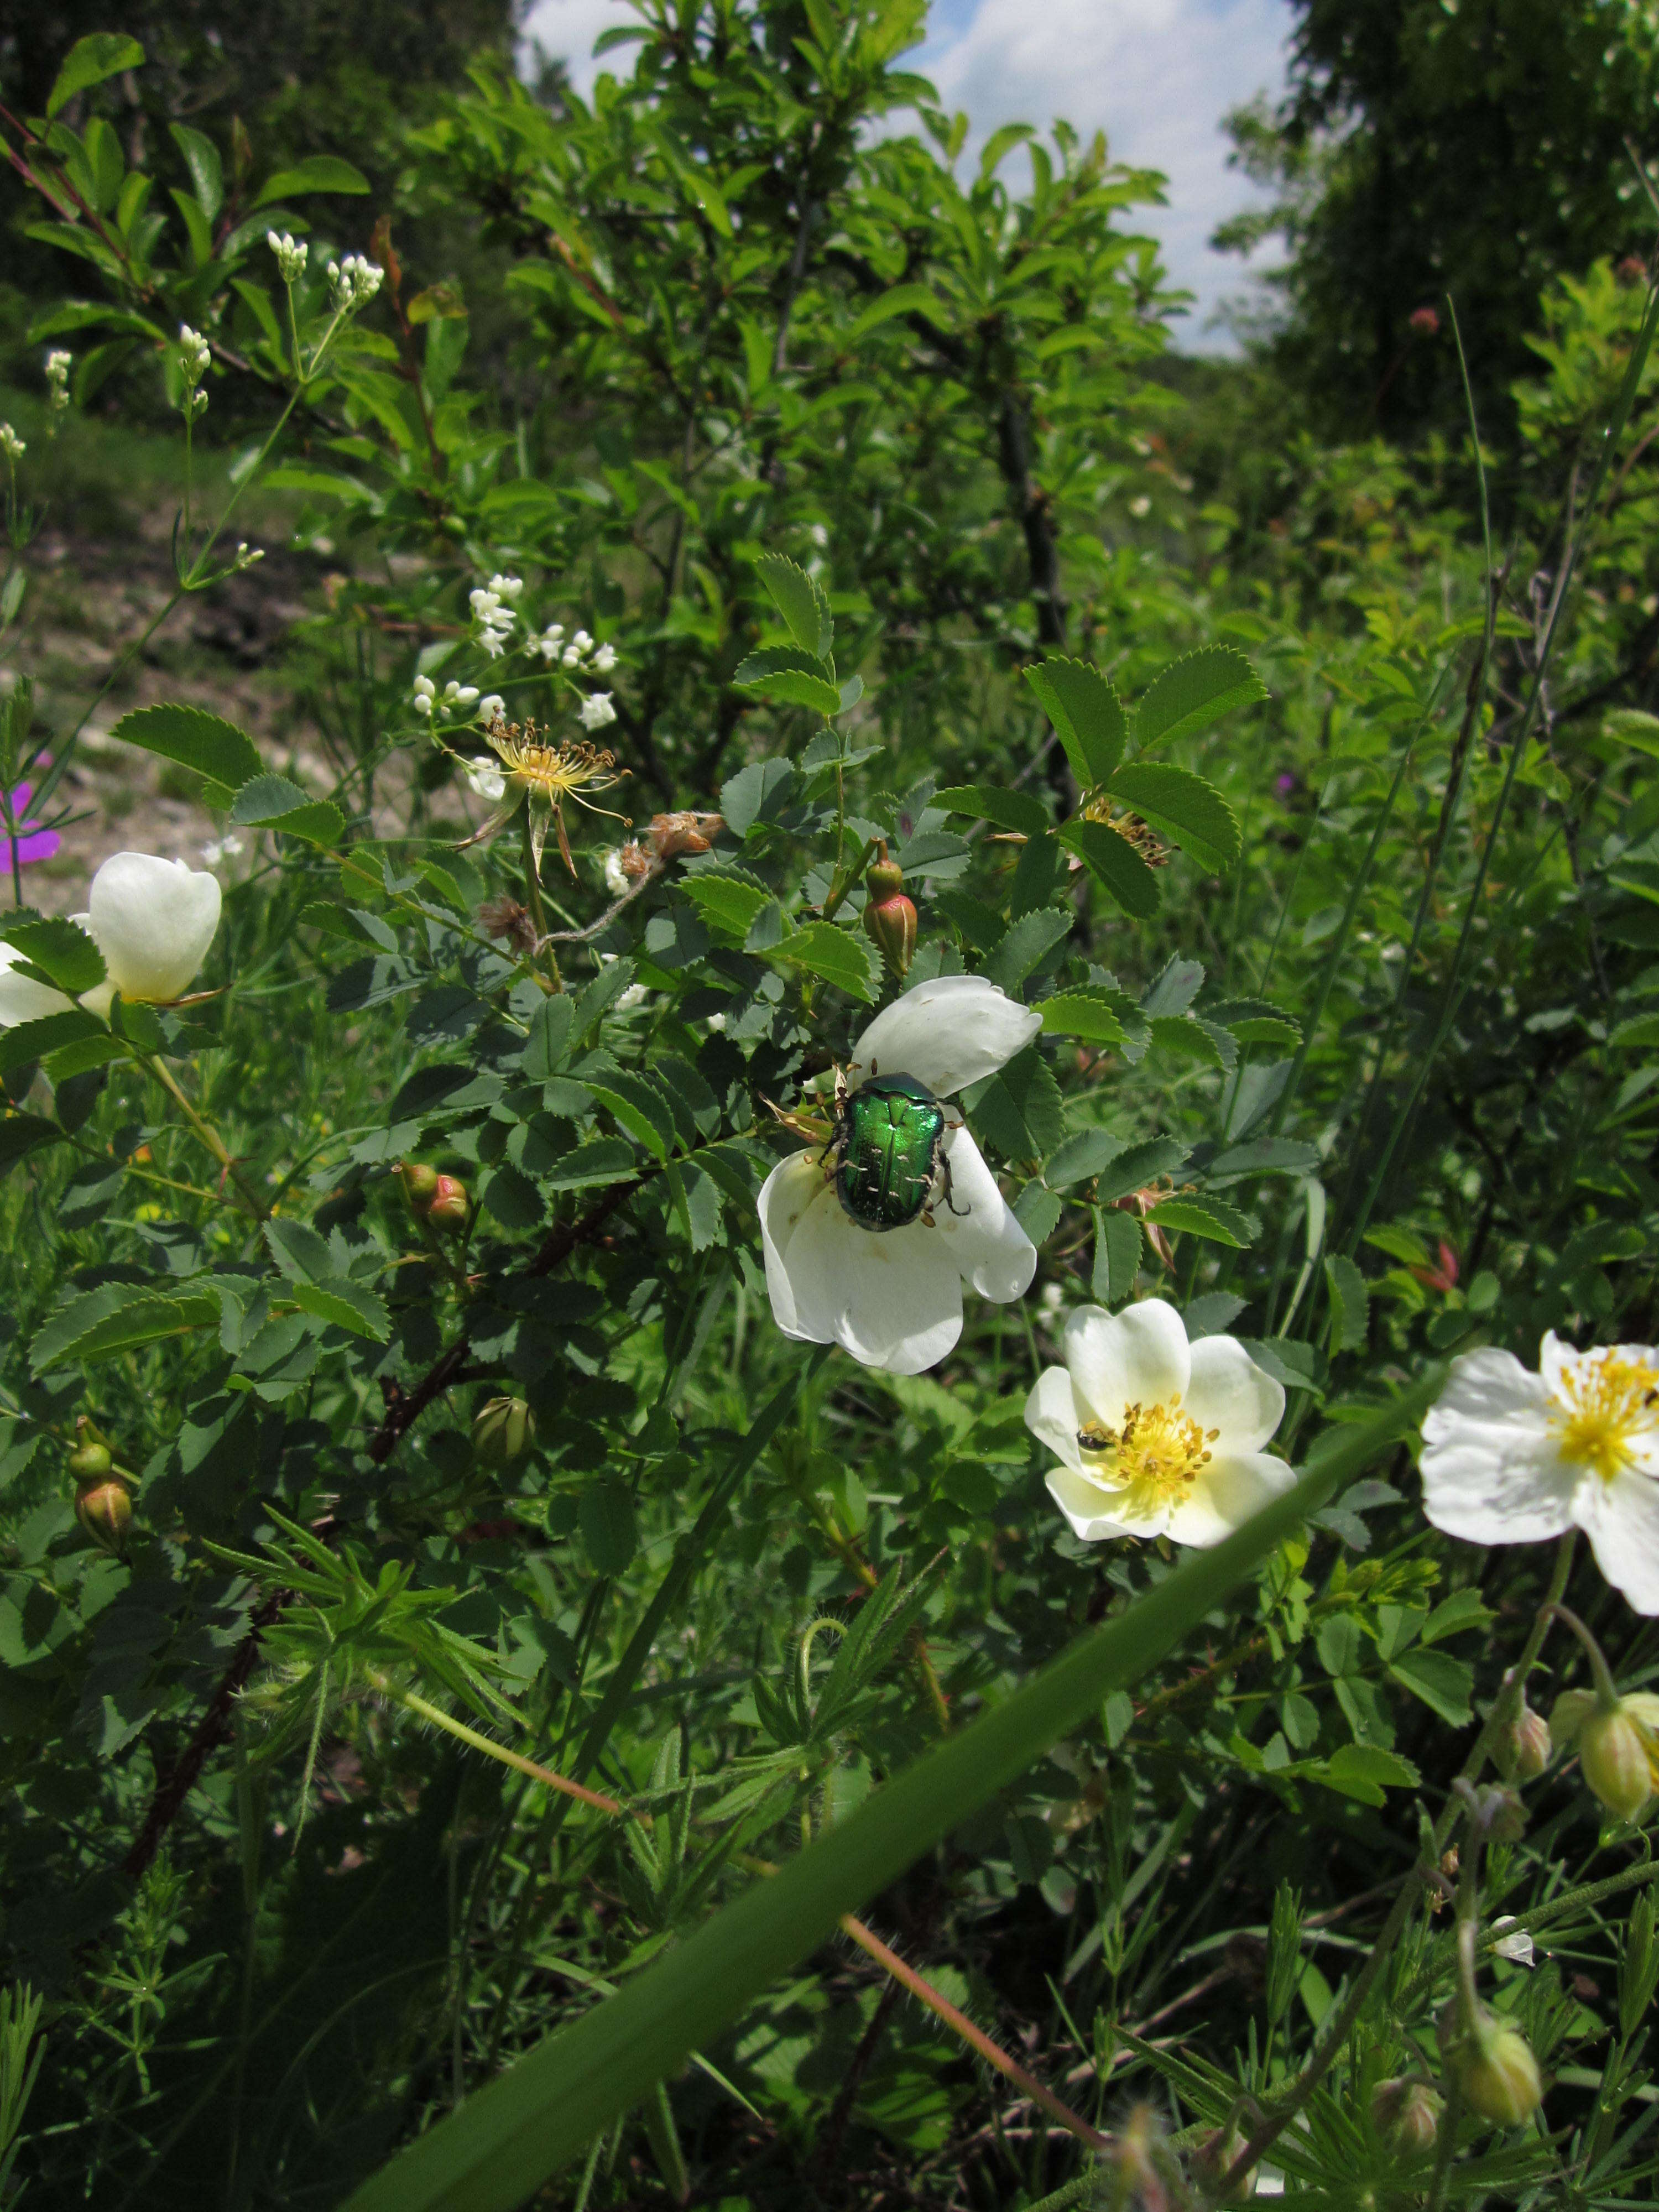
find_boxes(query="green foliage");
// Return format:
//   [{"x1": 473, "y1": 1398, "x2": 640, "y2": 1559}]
[{"x1": 1, "y1": 6, "x2": 1658, "y2": 2210}]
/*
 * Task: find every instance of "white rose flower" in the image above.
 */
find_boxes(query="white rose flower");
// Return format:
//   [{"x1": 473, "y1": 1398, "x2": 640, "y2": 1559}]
[
  {"x1": 466, "y1": 758, "x2": 507, "y2": 802},
  {"x1": 1420, "y1": 1335, "x2": 1659, "y2": 1614},
  {"x1": 759, "y1": 975, "x2": 1043, "y2": 1375},
  {"x1": 1026, "y1": 1298, "x2": 1292, "y2": 1548},
  {"x1": 0, "y1": 854, "x2": 221, "y2": 1028}
]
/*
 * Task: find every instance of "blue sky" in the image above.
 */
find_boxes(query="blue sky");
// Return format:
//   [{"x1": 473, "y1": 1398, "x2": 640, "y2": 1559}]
[{"x1": 521, "y1": 0, "x2": 1296, "y2": 345}]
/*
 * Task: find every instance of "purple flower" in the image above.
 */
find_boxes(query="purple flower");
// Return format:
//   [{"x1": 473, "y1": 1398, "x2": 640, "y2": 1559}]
[
  {"x1": 1, "y1": 782, "x2": 62, "y2": 868},
  {"x1": 1274, "y1": 772, "x2": 1298, "y2": 799}
]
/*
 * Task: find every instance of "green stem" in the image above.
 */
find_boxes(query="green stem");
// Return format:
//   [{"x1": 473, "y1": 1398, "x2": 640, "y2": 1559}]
[
  {"x1": 140, "y1": 1051, "x2": 270, "y2": 1220},
  {"x1": 1217, "y1": 1531, "x2": 1575, "y2": 2196},
  {"x1": 520, "y1": 808, "x2": 561, "y2": 992},
  {"x1": 392, "y1": 1686, "x2": 622, "y2": 1814},
  {"x1": 1549, "y1": 1603, "x2": 1624, "y2": 1707}
]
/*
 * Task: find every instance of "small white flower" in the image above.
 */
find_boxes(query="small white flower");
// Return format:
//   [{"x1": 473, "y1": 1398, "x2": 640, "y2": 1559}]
[
  {"x1": 328, "y1": 254, "x2": 383, "y2": 309},
  {"x1": 487, "y1": 573, "x2": 523, "y2": 603},
  {"x1": 571, "y1": 628, "x2": 593, "y2": 653},
  {"x1": 441, "y1": 681, "x2": 480, "y2": 708},
  {"x1": 0, "y1": 424, "x2": 23, "y2": 461},
  {"x1": 233, "y1": 541, "x2": 263, "y2": 568},
  {"x1": 267, "y1": 230, "x2": 309, "y2": 281},
  {"x1": 199, "y1": 833, "x2": 244, "y2": 869},
  {"x1": 592, "y1": 641, "x2": 618, "y2": 673},
  {"x1": 478, "y1": 629, "x2": 507, "y2": 659},
  {"x1": 759, "y1": 976, "x2": 1043, "y2": 1375},
  {"x1": 603, "y1": 848, "x2": 631, "y2": 898},
  {"x1": 706, "y1": 1011, "x2": 727, "y2": 1033},
  {"x1": 578, "y1": 692, "x2": 618, "y2": 732},
  {"x1": 1027, "y1": 1298, "x2": 1292, "y2": 1548},
  {"x1": 0, "y1": 853, "x2": 221, "y2": 1027},
  {"x1": 1420, "y1": 1335, "x2": 1659, "y2": 1614},
  {"x1": 469, "y1": 587, "x2": 499, "y2": 620},
  {"x1": 412, "y1": 674, "x2": 436, "y2": 715},
  {"x1": 614, "y1": 982, "x2": 648, "y2": 1013},
  {"x1": 477, "y1": 694, "x2": 505, "y2": 725},
  {"x1": 560, "y1": 646, "x2": 581, "y2": 668},
  {"x1": 179, "y1": 324, "x2": 211, "y2": 383},
  {"x1": 45, "y1": 350, "x2": 71, "y2": 413},
  {"x1": 538, "y1": 623, "x2": 566, "y2": 662},
  {"x1": 1040, "y1": 1282, "x2": 1065, "y2": 1315},
  {"x1": 1490, "y1": 1918, "x2": 1536, "y2": 1968},
  {"x1": 466, "y1": 758, "x2": 507, "y2": 802},
  {"x1": 1128, "y1": 494, "x2": 1152, "y2": 518}
]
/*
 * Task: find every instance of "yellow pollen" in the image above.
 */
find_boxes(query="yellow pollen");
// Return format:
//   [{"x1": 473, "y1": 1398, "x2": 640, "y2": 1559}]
[
  {"x1": 488, "y1": 724, "x2": 624, "y2": 805},
  {"x1": 1551, "y1": 1351, "x2": 1659, "y2": 1483},
  {"x1": 1076, "y1": 1396, "x2": 1214, "y2": 1507}
]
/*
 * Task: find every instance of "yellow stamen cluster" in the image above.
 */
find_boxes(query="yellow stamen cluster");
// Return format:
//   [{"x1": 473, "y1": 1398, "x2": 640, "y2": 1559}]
[
  {"x1": 1076, "y1": 1393, "x2": 1220, "y2": 1506},
  {"x1": 1551, "y1": 1351, "x2": 1659, "y2": 1483},
  {"x1": 486, "y1": 719, "x2": 624, "y2": 806},
  {"x1": 1080, "y1": 790, "x2": 1171, "y2": 867}
]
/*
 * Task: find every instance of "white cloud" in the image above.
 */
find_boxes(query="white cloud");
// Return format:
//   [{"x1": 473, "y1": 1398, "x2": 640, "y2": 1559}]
[{"x1": 520, "y1": 0, "x2": 1293, "y2": 349}]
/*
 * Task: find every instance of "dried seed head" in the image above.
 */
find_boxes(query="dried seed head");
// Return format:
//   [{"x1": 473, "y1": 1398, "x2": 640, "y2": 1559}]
[
  {"x1": 477, "y1": 895, "x2": 540, "y2": 956},
  {"x1": 648, "y1": 810, "x2": 722, "y2": 859}
]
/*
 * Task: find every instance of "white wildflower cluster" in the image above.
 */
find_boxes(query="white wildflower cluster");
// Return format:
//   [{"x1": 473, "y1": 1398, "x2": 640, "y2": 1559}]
[
  {"x1": 0, "y1": 424, "x2": 23, "y2": 463},
  {"x1": 327, "y1": 254, "x2": 384, "y2": 310},
  {"x1": 413, "y1": 674, "x2": 507, "y2": 726},
  {"x1": 178, "y1": 325, "x2": 211, "y2": 418},
  {"x1": 470, "y1": 575, "x2": 521, "y2": 658},
  {"x1": 200, "y1": 833, "x2": 246, "y2": 868},
  {"x1": 233, "y1": 541, "x2": 265, "y2": 571},
  {"x1": 45, "y1": 351, "x2": 71, "y2": 417},
  {"x1": 267, "y1": 230, "x2": 309, "y2": 283}
]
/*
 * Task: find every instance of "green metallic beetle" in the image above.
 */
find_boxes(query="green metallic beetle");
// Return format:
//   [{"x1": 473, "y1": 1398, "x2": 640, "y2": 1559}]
[{"x1": 828, "y1": 1071, "x2": 968, "y2": 1233}]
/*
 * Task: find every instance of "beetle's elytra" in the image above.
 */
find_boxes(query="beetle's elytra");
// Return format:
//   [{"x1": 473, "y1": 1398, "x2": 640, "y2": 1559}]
[{"x1": 833, "y1": 1073, "x2": 947, "y2": 1232}]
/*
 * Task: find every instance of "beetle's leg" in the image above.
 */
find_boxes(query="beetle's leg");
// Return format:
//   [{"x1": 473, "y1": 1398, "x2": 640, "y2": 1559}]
[
  {"x1": 943, "y1": 1113, "x2": 966, "y2": 1131},
  {"x1": 938, "y1": 1147, "x2": 971, "y2": 1218}
]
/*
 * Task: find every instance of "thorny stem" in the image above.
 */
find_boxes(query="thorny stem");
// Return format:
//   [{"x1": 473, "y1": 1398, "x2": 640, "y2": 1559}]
[
  {"x1": 1216, "y1": 1531, "x2": 1577, "y2": 2199},
  {"x1": 140, "y1": 1051, "x2": 269, "y2": 1220},
  {"x1": 392, "y1": 1686, "x2": 622, "y2": 1815},
  {"x1": 839, "y1": 1912, "x2": 1112, "y2": 2158}
]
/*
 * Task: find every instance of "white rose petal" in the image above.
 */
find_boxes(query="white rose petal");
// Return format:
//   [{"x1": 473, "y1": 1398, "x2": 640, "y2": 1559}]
[
  {"x1": 849, "y1": 974, "x2": 1042, "y2": 1099},
  {"x1": 80, "y1": 852, "x2": 221, "y2": 1010},
  {"x1": 1026, "y1": 1298, "x2": 1292, "y2": 1549},
  {"x1": 467, "y1": 759, "x2": 507, "y2": 802},
  {"x1": 1421, "y1": 1335, "x2": 1659, "y2": 1613},
  {"x1": 0, "y1": 942, "x2": 72, "y2": 1028}
]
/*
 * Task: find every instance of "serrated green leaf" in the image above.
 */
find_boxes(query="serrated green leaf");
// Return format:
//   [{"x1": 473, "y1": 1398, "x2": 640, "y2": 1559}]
[
  {"x1": 1093, "y1": 1138, "x2": 1190, "y2": 1206},
  {"x1": 108, "y1": 702, "x2": 262, "y2": 796},
  {"x1": 1053, "y1": 820, "x2": 1161, "y2": 917},
  {"x1": 1131, "y1": 646, "x2": 1266, "y2": 755},
  {"x1": 963, "y1": 1046, "x2": 1065, "y2": 1162},
  {"x1": 980, "y1": 907, "x2": 1071, "y2": 994},
  {"x1": 1386, "y1": 1647, "x2": 1473, "y2": 1728},
  {"x1": 1024, "y1": 659, "x2": 1126, "y2": 787},
  {"x1": 738, "y1": 668, "x2": 842, "y2": 715},
  {"x1": 0, "y1": 1113, "x2": 64, "y2": 1176},
  {"x1": 230, "y1": 773, "x2": 345, "y2": 847},
  {"x1": 0, "y1": 1010, "x2": 106, "y2": 1076},
  {"x1": 932, "y1": 785, "x2": 1048, "y2": 839},
  {"x1": 1146, "y1": 1196, "x2": 1252, "y2": 1248},
  {"x1": 1106, "y1": 763, "x2": 1240, "y2": 873},
  {"x1": 732, "y1": 646, "x2": 830, "y2": 688},
  {"x1": 1035, "y1": 990, "x2": 1131, "y2": 1048},
  {"x1": 1324, "y1": 1254, "x2": 1369, "y2": 1353},
  {"x1": 753, "y1": 554, "x2": 832, "y2": 659},
  {"x1": 290, "y1": 1278, "x2": 392, "y2": 1343},
  {"x1": 680, "y1": 872, "x2": 771, "y2": 944},
  {"x1": 32, "y1": 1281, "x2": 219, "y2": 1372},
  {"x1": 1092, "y1": 1208, "x2": 1142, "y2": 1304},
  {"x1": 767, "y1": 922, "x2": 878, "y2": 1003},
  {"x1": 1044, "y1": 1126, "x2": 1127, "y2": 1189},
  {"x1": 583, "y1": 1076, "x2": 674, "y2": 1162},
  {"x1": 49, "y1": 33, "x2": 145, "y2": 117},
  {"x1": 0, "y1": 915, "x2": 106, "y2": 998}
]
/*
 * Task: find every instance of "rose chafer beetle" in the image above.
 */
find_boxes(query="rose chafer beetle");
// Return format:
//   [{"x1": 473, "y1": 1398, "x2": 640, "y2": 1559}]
[{"x1": 830, "y1": 1072, "x2": 967, "y2": 1232}]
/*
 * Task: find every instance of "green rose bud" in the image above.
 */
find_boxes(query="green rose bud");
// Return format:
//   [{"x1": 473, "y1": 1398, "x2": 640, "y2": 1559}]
[
  {"x1": 472, "y1": 1395, "x2": 536, "y2": 1469},
  {"x1": 1495, "y1": 1698, "x2": 1551, "y2": 1783},
  {"x1": 69, "y1": 1439, "x2": 113, "y2": 1481},
  {"x1": 1370, "y1": 2075, "x2": 1444, "y2": 2154},
  {"x1": 1448, "y1": 2006, "x2": 1543, "y2": 2127},
  {"x1": 399, "y1": 1160, "x2": 441, "y2": 1214},
  {"x1": 427, "y1": 1174, "x2": 470, "y2": 1232},
  {"x1": 75, "y1": 1477, "x2": 133, "y2": 1552},
  {"x1": 861, "y1": 845, "x2": 917, "y2": 977},
  {"x1": 1552, "y1": 1687, "x2": 1659, "y2": 1823}
]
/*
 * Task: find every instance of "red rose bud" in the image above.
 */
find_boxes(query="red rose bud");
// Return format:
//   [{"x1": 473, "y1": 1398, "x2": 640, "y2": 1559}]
[
  {"x1": 472, "y1": 1395, "x2": 536, "y2": 1469},
  {"x1": 76, "y1": 1477, "x2": 133, "y2": 1552},
  {"x1": 862, "y1": 847, "x2": 917, "y2": 976},
  {"x1": 69, "y1": 1439, "x2": 113, "y2": 1481},
  {"x1": 427, "y1": 1175, "x2": 470, "y2": 1232},
  {"x1": 400, "y1": 1160, "x2": 440, "y2": 1215}
]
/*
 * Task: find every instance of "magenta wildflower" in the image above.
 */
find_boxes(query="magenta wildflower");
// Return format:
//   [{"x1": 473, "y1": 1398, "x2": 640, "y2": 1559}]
[{"x1": 1, "y1": 783, "x2": 61, "y2": 868}]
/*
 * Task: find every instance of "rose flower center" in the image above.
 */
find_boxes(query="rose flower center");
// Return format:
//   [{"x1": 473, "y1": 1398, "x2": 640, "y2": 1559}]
[
  {"x1": 1552, "y1": 1352, "x2": 1659, "y2": 1484},
  {"x1": 1076, "y1": 1392, "x2": 1220, "y2": 1506}
]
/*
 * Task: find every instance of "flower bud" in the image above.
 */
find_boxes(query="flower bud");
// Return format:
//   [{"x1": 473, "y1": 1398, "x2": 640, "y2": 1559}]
[
  {"x1": 76, "y1": 1477, "x2": 132, "y2": 1552},
  {"x1": 1192, "y1": 2122, "x2": 1255, "y2": 2205},
  {"x1": 400, "y1": 1160, "x2": 440, "y2": 1214},
  {"x1": 862, "y1": 848, "x2": 917, "y2": 977},
  {"x1": 1578, "y1": 1705, "x2": 1655, "y2": 1822},
  {"x1": 426, "y1": 1175, "x2": 469, "y2": 1232},
  {"x1": 1495, "y1": 1698, "x2": 1551, "y2": 1783},
  {"x1": 69, "y1": 1439, "x2": 113, "y2": 1481},
  {"x1": 1447, "y1": 2006, "x2": 1543, "y2": 2126},
  {"x1": 472, "y1": 1395, "x2": 536, "y2": 1470},
  {"x1": 1371, "y1": 2075, "x2": 1443, "y2": 2154}
]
